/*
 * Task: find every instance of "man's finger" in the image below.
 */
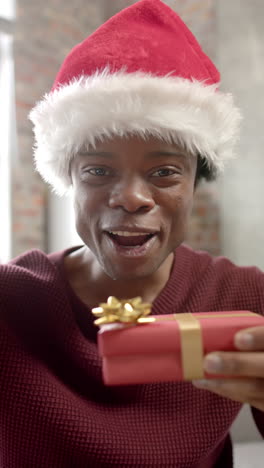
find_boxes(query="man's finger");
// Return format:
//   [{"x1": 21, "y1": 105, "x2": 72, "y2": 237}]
[
  {"x1": 204, "y1": 351, "x2": 264, "y2": 377},
  {"x1": 235, "y1": 326, "x2": 264, "y2": 350}
]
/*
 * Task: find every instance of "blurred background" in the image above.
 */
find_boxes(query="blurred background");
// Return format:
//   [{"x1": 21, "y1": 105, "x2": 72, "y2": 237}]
[{"x1": 0, "y1": 0, "x2": 263, "y2": 465}]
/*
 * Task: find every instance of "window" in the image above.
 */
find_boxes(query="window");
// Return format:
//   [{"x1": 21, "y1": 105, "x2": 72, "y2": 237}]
[
  {"x1": 0, "y1": 0, "x2": 15, "y2": 21},
  {"x1": 0, "y1": 1, "x2": 16, "y2": 262}
]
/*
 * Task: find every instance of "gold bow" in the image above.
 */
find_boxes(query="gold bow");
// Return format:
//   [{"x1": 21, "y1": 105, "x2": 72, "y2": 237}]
[{"x1": 92, "y1": 296, "x2": 155, "y2": 326}]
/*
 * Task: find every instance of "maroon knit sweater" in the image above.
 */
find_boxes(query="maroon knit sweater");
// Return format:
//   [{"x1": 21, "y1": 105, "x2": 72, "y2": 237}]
[{"x1": 0, "y1": 244, "x2": 263, "y2": 468}]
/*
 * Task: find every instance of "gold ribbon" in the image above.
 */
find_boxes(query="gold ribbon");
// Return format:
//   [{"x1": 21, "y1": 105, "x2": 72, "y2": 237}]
[
  {"x1": 92, "y1": 297, "x2": 258, "y2": 380},
  {"x1": 175, "y1": 313, "x2": 204, "y2": 380}
]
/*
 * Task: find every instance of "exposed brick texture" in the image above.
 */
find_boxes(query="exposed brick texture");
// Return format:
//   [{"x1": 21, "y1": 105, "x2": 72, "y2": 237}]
[
  {"x1": 13, "y1": 0, "x2": 103, "y2": 256},
  {"x1": 13, "y1": 0, "x2": 220, "y2": 256}
]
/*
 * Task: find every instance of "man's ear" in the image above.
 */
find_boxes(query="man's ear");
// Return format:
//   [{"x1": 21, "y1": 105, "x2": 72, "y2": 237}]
[
  {"x1": 193, "y1": 175, "x2": 201, "y2": 192},
  {"x1": 193, "y1": 154, "x2": 200, "y2": 191},
  {"x1": 68, "y1": 158, "x2": 73, "y2": 184}
]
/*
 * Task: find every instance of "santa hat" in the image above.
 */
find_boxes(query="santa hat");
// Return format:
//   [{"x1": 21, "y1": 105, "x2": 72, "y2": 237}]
[{"x1": 29, "y1": 0, "x2": 241, "y2": 196}]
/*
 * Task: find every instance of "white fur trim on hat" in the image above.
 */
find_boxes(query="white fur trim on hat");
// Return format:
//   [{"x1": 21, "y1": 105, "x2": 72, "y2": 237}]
[{"x1": 29, "y1": 69, "x2": 242, "y2": 196}]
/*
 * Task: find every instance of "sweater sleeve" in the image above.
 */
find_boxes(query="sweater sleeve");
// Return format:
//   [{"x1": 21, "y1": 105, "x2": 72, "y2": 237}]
[{"x1": 250, "y1": 270, "x2": 264, "y2": 438}]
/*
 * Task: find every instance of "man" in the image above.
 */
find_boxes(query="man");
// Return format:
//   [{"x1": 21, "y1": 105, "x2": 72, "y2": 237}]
[{"x1": 0, "y1": 0, "x2": 263, "y2": 466}]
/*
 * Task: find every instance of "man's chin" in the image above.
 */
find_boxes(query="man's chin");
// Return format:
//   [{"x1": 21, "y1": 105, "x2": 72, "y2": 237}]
[
  {"x1": 101, "y1": 250, "x2": 174, "y2": 284},
  {"x1": 102, "y1": 261, "x2": 158, "y2": 282}
]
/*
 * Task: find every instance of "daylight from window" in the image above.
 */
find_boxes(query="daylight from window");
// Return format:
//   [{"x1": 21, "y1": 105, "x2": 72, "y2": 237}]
[
  {"x1": 0, "y1": 34, "x2": 15, "y2": 262},
  {"x1": 0, "y1": 1, "x2": 16, "y2": 262},
  {"x1": 0, "y1": 0, "x2": 15, "y2": 20}
]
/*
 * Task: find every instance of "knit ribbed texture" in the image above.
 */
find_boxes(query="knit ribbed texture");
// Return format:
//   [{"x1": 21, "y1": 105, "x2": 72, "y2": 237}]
[{"x1": 0, "y1": 244, "x2": 263, "y2": 467}]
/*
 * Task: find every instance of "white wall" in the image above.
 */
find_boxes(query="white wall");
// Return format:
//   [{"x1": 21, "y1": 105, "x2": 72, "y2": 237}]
[
  {"x1": 217, "y1": 0, "x2": 264, "y2": 270},
  {"x1": 47, "y1": 192, "x2": 82, "y2": 253},
  {"x1": 216, "y1": 0, "x2": 264, "y2": 443}
]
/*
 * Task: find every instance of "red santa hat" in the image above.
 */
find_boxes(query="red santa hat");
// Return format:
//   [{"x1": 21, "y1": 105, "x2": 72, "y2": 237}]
[{"x1": 29, "y1": 0, "x2": 241, "y2": 196}]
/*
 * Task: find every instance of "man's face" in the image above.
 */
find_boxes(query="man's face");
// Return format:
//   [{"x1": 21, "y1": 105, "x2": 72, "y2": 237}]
[{"x1": 71, "y1": 135, "x2": 197, "y2": 280}]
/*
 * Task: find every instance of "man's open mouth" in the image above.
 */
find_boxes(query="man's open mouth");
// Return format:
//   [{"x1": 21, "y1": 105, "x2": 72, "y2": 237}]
[{"x1": 106, "y1": 231, "x2": 156, "y2": 247}]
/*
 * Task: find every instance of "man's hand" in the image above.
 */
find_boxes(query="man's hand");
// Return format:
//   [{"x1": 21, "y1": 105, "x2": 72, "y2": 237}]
[{"x1": 193, "y1": 326, "x2": 264, "y2": 411}]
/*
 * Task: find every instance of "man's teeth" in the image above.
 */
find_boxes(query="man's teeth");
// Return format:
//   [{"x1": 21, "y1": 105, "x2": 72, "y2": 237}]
[{"x1": 109, "y1": 231, "x2": 152, "y2": 236}]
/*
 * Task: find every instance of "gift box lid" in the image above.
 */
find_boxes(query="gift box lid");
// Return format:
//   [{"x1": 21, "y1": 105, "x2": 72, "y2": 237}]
[{"x1": 98, "y1": 311, "x2": 264, "y2": 357}]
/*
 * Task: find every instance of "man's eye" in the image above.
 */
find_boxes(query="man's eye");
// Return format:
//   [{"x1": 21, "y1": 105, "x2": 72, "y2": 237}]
[
  {"x1": 151, "y1": 168, "x2": 177, "y2": 177},
  {"x1": 85, "y1": 167, "x2": 110, "y2": 176}
]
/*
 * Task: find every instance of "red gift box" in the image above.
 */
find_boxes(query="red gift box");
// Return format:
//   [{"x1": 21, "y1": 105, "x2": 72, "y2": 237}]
[{"x1": 97, "y1": 311, "x2": 264, "y2": 386}]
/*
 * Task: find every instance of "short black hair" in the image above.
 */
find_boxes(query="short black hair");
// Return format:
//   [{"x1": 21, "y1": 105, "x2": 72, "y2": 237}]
[{"x1": 195, "y1": 155, "x2": 217, "y2": 186}]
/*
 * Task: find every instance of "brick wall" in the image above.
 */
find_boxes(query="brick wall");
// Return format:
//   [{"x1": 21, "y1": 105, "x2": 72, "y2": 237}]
[{"x1": 13, "y1": 0, "x2": 220, "y2": 257}]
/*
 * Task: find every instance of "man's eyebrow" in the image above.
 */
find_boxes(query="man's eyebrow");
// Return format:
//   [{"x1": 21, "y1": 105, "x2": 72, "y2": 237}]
[
  {"x1": 146, "y1": 150, "x2": 187, "y2": 158},
  {"x1": 78, "y1": 151, "x2": 113, "y2": 157}
]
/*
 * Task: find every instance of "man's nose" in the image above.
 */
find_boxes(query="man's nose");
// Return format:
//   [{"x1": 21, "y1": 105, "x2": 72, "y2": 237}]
[{"x1": 108, "y1": 176, "x2": 155, "y2": 212}]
